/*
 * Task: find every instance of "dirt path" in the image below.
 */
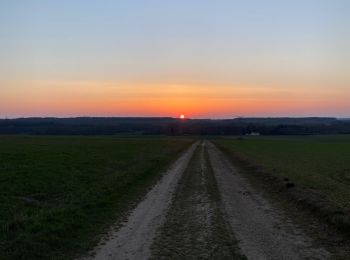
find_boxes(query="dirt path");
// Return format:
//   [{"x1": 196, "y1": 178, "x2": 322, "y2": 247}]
[
  {"x1": 85, "y1": 140, "x2": 333, "y2": 260},
  {"x1": 207, "y1": 141, "x2": 331, "y2": 260},
  {"x1": 86, "y1": 142, "x2": 198, "y2": 260},
  {"x1": 150, "y1": 142, "x2": 243, "y2": 259}
]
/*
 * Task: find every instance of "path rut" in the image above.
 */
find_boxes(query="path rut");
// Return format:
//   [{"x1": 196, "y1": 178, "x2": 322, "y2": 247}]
[
  {"x1": 207, "y1": 141, "x2": 331, "y2": 260},
  {"x1": 150, "y1": 141, "x2": 242, "y2": 259},
  {"x1": 85, "y1": 140, "x2": 334, "y2": 260},
  {"x1": 86, "y1": 142, "x2": 198, "y2": 260}
]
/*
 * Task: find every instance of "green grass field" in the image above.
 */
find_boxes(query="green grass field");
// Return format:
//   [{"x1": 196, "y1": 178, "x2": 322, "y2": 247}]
[
  {"x1": 215, "y1": 135, "x2": 350, "y2": 208},
  {"x1": 0, "y1": 135, "x2": 193, "y2": 260}
]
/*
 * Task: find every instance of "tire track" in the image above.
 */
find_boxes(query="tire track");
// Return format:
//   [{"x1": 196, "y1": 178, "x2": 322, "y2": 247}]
[
  {"x1": 85, "y1": 142, "x2": 198, "y2": 260},
  {"x1": 207, "y1": 141, "x2": 331, "y2": 260},
  {"x1": 150, "y1": 141, "x2": 243, "y2": 259}
]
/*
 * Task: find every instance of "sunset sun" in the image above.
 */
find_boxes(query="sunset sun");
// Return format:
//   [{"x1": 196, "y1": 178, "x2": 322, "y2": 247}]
[{"x1": 180, "y1": 114, "x2": 185, "y2": 119}]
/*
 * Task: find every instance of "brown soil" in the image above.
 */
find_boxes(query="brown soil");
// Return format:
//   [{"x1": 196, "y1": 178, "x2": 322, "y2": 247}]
[
  {"x1": 82, "y1": 140, "x2": 348, "y2": 260},
  {"x1": 214, "y1": 140, "x2": 350, "y2": 258},
  {"x1": 84, "y1": 142, "x2": 198, "y2": 260},
  {"x1": 151, "y1": 142, "x2": 244, "y2": 259},
  {"x1": 207, "y1": 141, "x2": 331, "y2": 260}
]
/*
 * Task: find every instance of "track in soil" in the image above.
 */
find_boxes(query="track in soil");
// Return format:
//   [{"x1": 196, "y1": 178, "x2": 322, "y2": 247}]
[
  {"x1": 207, "y1": 141, "x2": 331, "y2": 260},
  {"x1": 150, "y1": 142, "x2": 243, "y2": 259},
  {"x1": 86, "y1": 141, "x2": 334, "y2": 260},
  {"x1": 85, "y1": 142, "x2": 198, "y2": 260}
]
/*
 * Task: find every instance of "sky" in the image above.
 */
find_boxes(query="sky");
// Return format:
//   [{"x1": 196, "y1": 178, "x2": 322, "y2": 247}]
[{"x1": 0, "y1": 0, "x2": 349, "y2": 118}]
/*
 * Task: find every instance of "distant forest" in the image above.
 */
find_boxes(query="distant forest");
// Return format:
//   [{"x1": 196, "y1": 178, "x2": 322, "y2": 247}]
[{"x1": 0, "y1": 117, "x2": 349, "y2": 135}]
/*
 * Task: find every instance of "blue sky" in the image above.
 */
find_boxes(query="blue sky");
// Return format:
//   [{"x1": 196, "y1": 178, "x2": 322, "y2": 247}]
[{"x1": 0, "y1": 1, "x2": 349, "y2": 117}]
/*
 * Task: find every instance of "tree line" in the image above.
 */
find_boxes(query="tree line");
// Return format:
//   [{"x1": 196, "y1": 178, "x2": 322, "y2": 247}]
[{"x1": 0, "y1": 117, "x2": 349, "y2": 135}]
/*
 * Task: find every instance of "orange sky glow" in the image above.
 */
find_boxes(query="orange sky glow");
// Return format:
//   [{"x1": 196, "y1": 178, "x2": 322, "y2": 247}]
[
  {"x1": 1, "y1": 1, "x2": 349, "y2": 118},
  {"x1": 1, "y1": 80, "x2": 349, "y2": 118}
]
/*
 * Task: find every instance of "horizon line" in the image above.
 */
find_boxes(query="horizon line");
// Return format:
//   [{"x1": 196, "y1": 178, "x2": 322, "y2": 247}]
[{"x1": 0, "y1": 116, "x2": 348, "y2": 120}]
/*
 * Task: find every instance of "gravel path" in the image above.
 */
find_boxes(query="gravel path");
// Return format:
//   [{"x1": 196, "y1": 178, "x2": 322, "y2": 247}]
[
  {"x1": 84, "y1": 140, "x2": 334, "y2": 260},
  {"x1": 86, "y1": 142, "x2": 198, "y2": 260},
  {"x1": 207, "y1": 141, "x2": 331, "y2": 260},
  {"x1": 150, "y1": 141, "x2": 243, "y2": 259}
]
